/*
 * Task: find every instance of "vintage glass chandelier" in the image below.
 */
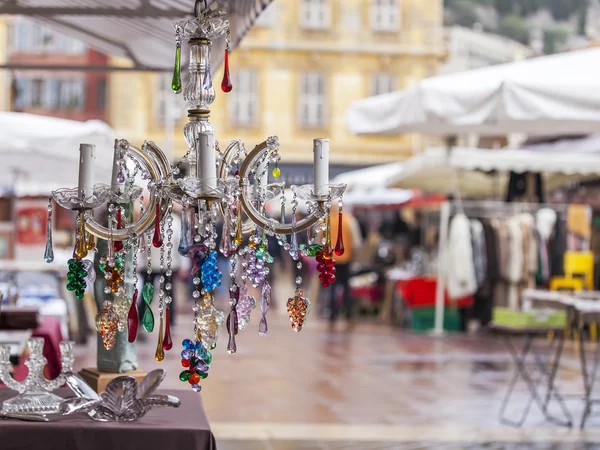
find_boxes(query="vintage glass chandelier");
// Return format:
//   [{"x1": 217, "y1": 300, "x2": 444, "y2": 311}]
[{"x1": 44, "y1": 1, "x2": 346, "y2": 392}]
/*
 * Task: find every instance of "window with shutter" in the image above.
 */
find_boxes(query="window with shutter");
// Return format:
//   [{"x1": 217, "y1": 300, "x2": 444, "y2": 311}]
[
  {"x1": 300, "y1": 0, "x2": 331, "y2": 30},
  {"x1": 299, "y1": 72, "x2": 327, "y2": 128},
  {"x1": 372, "y1": 74, "x2": 396, "y2": 96},
  {"x1": 371, "y1": 0, "x2": 400, "y2": 32},
  {"x1": 229, "y1": 70, "x2": 258, "y2": 127}
]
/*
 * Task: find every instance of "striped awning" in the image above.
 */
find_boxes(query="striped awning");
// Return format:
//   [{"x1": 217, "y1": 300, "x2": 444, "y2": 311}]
[{"x1": 0, "y1": 0, "x2": 274, "y2": 70}]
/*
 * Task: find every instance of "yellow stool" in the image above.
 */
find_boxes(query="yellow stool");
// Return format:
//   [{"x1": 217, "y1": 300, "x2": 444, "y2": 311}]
[
  {"x1": 549, "y1": 277, "x2": 583, "y2": 292},
  {"x1": 564, "y1": 251, "x2": 594, "y2": 290}
]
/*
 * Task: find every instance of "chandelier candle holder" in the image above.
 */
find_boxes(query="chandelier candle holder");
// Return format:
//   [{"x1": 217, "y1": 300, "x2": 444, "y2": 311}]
[
  {"x1": 44, "y1": 0, "x2": 346, "y2": 393},
  {"x1": 0, "y1": 338, "x2": 75, "y2": 414}
]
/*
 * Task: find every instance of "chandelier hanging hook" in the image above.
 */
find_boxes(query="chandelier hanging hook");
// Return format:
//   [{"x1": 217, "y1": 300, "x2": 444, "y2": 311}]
[{"x1": 194, "y1": 0, "x2": 208, "y2": 18}]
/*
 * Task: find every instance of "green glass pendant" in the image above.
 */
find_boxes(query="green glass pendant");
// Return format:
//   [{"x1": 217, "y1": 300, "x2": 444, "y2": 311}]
[
  {"x1": 172, "y1": 44, "x2": 182, "y2": 93},
  {"x1": 142, "y1": 305, "x2": 155, "y2": 333},
  {"x1": 142, "y1": 282, "x2": 155, "y2": 332},
  {"x1": 142, "y1": 282, "x2": 155, "y2": 303}
]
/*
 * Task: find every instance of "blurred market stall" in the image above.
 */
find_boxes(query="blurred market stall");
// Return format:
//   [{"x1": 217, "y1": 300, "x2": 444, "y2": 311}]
[
  {"x1": 335, "y1": 146, "x2": 600, "y2": 199},
  {"x1": 347, "y1": 47, "x2": 600, "y2": 137}
]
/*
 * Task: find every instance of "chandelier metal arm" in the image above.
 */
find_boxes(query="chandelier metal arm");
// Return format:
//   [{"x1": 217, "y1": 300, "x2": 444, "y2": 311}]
[
  {"x1": 85, "y1": 141, "x2": 171, "y2": 240},
  {"x1": 238, "y1": 141, "x2": 323, "y2": 235}
]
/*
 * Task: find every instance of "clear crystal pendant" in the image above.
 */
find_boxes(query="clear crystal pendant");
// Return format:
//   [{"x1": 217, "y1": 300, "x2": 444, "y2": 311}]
[{"x1": 44, "y1": 199, "x2": 54, "y2": 263}]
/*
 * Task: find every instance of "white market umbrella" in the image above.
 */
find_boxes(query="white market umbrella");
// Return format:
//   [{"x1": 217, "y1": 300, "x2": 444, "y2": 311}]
[
  {"x1": 0, "y1": 112, "x2": 114, "y2": 196},
  {"x1": 333, "y1": 147, "x2": 600, "y2": 199},
  {"x1": 347, "y1": 47, "x2": 600, "y2": 137}
]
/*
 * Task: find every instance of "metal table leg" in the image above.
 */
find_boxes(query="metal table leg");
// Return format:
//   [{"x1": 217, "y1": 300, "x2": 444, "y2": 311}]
[
  {"x1": 500, "y1": 333, "x2": 572, "y2": 427},
  {"x1": 579, "y1": 327, "x2": 600, "y2": 428}
]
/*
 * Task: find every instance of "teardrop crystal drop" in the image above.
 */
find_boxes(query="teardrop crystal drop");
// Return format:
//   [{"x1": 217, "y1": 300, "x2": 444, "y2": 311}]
[
  {"x1": 221, "y1": 49, "x2": 232, "y2": 93},
  {"x1": 234, "y1": 201, "x2": 243, "y2": 245},
  {"x1": 335, "y1": 212, "x2": 345, "y2": 256},
  {"x1": 152, "y1": 203, "x2": 163, "y2": 247},
  {"x1": 219, "y1": 207, "x2": 232, "y2": 257},
  {"x1": 227, "y1": 310, "x2": 238, "y2": 354},
  {"x1": 203, "y1": 57, "x2": 212, "y2": 90},
  {"x1": 289, "y1": 214, "x2": 298, "y2": 260},
  {"x1": 44, "y1": 213, "x2": 54, "y2": 263},
  {"x1": 74, "y1": 211, "x2": 88, "y2": 259},
  {"x1": 163, "y1": 308, "x2": 173, "y2": 350},
  {"x1": 325, "y1": 211, "x2": 333, "y2": 257},
  {"x1": 155, "y1": 317, "x2": 165, "y2": 361},
  {"x1": 172, "y1": 44, "x2": 182, "y2": 93},
  {"x1": 127, "y1": 289, "x2": 139, "y2": 343},
  {"x1": 138, "y1": 233, "x2": 147, "y2": 253},
  {"x1": 259, "y1": 282, "x2": 272, "y2": 336},
  {"x1": 178, "y1": 207, "x2": 190, "y2": 256},
  {"x1": 113, "y1": 208, "x2": 124, "y2": 252}
]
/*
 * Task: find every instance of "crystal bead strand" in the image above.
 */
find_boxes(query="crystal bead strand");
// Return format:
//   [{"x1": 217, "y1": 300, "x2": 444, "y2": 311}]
[
  {"x1": 155, "y1": 206, "x2": 167, "y2": 361},
  {"x1": 163, "y1": 201, "x2": 174, "y2": 351},
  {"x1": 226, "y1": 254, "x2": 239, "y2": 354}
]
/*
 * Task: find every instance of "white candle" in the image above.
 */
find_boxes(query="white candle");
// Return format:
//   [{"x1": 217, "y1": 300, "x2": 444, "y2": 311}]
[
  {"x1": 313, "y1": 138, "x2": 329, "y2": 197},
  {"x1": 78, "y1": 143, "x2": 96, "y2": 198},
  {"x1": 198, "y1": 132, "x2": 216, "y2": 193},
  {"x1": 110, "y1": 139, "x2": 123, "y2": 193}
]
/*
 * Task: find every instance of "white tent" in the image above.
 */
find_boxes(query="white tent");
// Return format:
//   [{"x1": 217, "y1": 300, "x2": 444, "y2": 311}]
[
  {"x1": 333, "y1": 147, "x2": 600, "y2": 198},
  {"x1": 347, "y1": 47, "x2": 600, "y2": 137},
  {"x1": 0, "y1": 1, "x2": 274, "y2": 71},
  {"x1": 0, "y1": 112, "x2": 114, "y2": 196},
  {"x1": 524, "y1": 134, "x2": 600, "y2": 154}
]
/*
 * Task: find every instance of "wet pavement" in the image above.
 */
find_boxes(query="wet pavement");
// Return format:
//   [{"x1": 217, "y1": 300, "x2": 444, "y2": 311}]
[{"x1": 73, "y1": 280, "x2": 600, "y2": 448}]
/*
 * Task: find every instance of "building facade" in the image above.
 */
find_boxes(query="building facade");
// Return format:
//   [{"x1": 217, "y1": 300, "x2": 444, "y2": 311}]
[
  {"x1": 7, "y1": 17, "x2": 109, "y2": 122},
  {"x1": 110, "y1": 0, "x2": 444, "y2": 169},
  {"x1": 439, "y1": 25, "x2": 533, "y2": 74}
]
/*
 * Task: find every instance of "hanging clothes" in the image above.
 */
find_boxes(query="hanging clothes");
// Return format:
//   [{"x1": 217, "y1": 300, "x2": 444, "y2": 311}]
[
  {"x1": 474, "y1": 220, "x2": 498, "y2": 326},
  {"x1": 535, "y1": 208, "x2": 556, "y2": 284},
  {"x1": 522, "y1": 214, "x2": 538, "y2": 291},
  {"x1": 470, "y1": 219, "x2": 486, "y2": 288},
  {"x1": 550, "y1": 216, "x2": 567, "y2": 277},
  {"x1": 506, "y1": 216, "x2": 523, "y2": 310},
  {"x1": 446, "y1": 213, "x2": 478, "y2": 300},
  {"x1": 493, "y1": 219, "x2": 509, "y2": 308},
  {"x1": 567, "y1": 204, "x2": 591, "y2": 251}
]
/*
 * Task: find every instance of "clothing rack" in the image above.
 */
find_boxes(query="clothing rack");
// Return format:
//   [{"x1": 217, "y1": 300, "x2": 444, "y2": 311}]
[{"x1": 433, "y1": 199, "x2": 574, "y2": 336}]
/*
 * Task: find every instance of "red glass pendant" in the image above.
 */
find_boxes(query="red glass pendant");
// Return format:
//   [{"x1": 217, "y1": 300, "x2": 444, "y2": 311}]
[
  {"x1": 152, "y1": 203, "x2": 163, "y2": 247},
  {"x1": 335, "y1": 212, "x2": 345, "y2": 256},
  {"x1": 127, "y1": 289, "x2": 138, "y2": 343},
  {"x1": 113, "y1": 209, "x2": 124, "y2": 252},
  {"x1": 163, "y1": 308, "x2": 173, "y2": 350},
  {"x1": 221, "y1": 49, "x2": 233, "y2": 93}
]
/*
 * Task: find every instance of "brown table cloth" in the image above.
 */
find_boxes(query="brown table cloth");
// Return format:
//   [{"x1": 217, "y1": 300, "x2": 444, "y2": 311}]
[{"x1": 0, "y1": 388, "x2": 216, "y2": 450}]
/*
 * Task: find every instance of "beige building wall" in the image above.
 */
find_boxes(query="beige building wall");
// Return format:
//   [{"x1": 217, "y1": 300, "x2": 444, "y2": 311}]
[
  {"x1": 108, "y1": 0, "x2": 444, "y2": 166},
  {"x1": 0, "y1": 18, "x2": 10, "y2": 112}
]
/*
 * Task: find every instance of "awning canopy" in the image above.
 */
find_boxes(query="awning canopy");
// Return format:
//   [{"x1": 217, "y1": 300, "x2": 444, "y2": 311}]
[
  {"x1": 0, "y1": 112, "x2": 114, "y2": 196},
  {"x1": 0, "y1": 0, "x2": 273, "y2": 70},
  {"x1": 347, "y1": 47, "x2": 600, "y2": 137},
  {"x1": 333, "y1": 147, "x2": 600, "y2": 199}
]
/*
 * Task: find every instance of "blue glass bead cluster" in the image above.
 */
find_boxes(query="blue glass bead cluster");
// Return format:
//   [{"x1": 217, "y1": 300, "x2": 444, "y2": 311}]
[
  {"x1": 179, "y1": 339, "x2": 212, "y2": 392},
  {"x1": 201, "y1": 251, "x2": 222, "y2": 293},
  {"x1": 66, "y1": 258, "x2": 87, "y2": 299}
]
